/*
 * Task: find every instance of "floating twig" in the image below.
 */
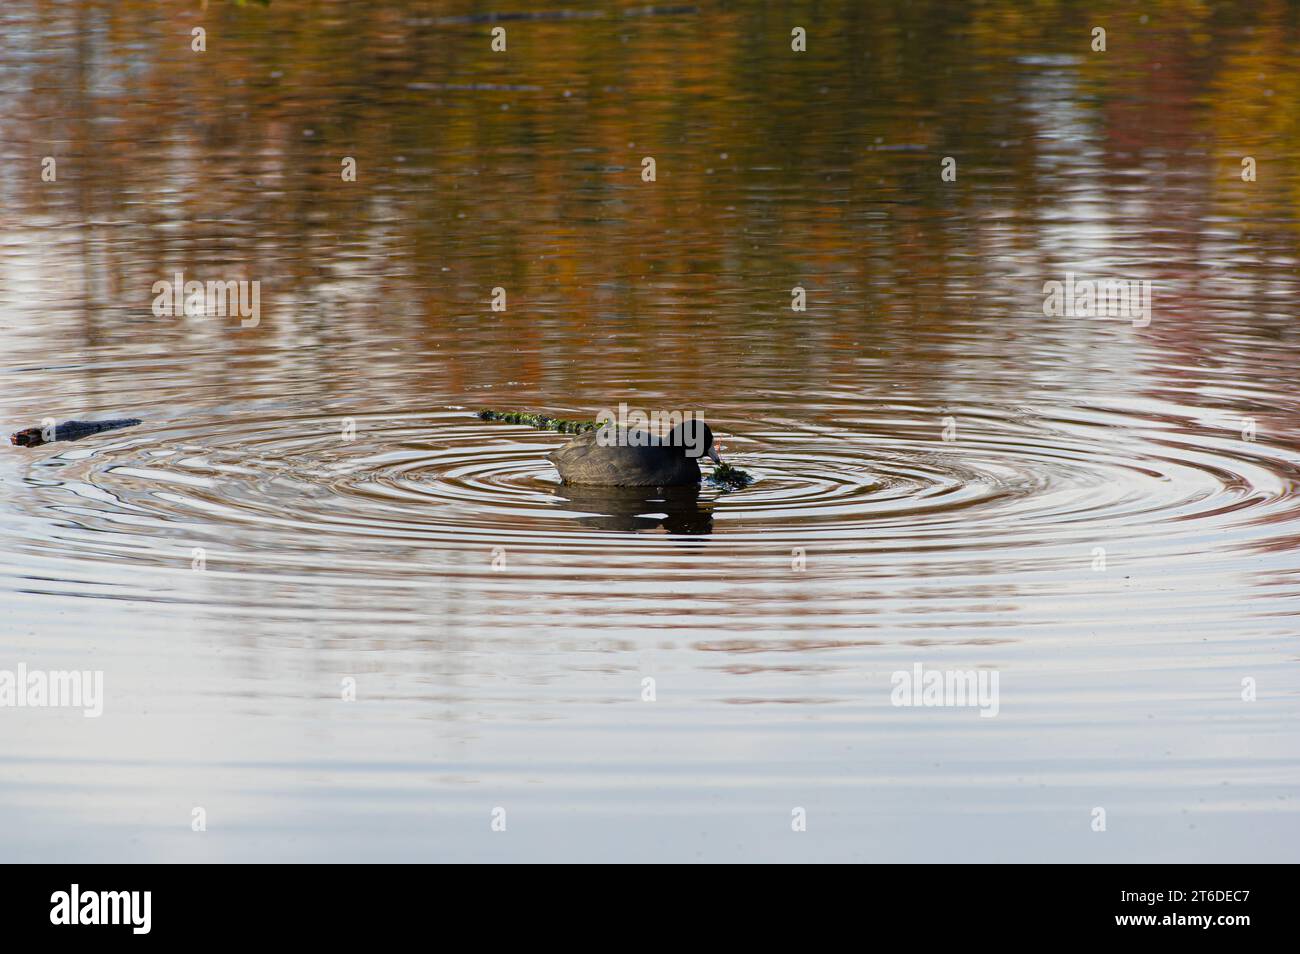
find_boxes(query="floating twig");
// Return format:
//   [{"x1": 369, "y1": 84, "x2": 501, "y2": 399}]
[
  {"x1": 477, "y1": 409, "x2": 607, "y2": 434},
  {"x1": 10, "y1": 418, "x2": 142, "y2": 448}
]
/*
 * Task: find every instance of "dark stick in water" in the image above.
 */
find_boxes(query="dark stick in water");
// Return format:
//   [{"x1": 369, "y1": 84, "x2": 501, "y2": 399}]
[{"x1": 10, "y1": 418, "x2": 143, "y2": 447}]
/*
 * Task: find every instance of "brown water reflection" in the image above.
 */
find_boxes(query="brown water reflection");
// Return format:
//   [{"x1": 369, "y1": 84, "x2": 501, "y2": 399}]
[{"x1": 1, "y1": 1, "x2": 1299, "y2": 862}]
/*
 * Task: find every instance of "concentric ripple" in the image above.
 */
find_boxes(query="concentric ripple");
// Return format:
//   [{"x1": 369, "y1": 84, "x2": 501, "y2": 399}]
[{"x1": 6, "y1": 397, "x2": 1300, "y2": 612}]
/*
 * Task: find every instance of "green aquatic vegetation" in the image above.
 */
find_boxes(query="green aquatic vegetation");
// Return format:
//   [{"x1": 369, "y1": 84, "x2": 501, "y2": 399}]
[
  {"x1": 706, "y1": 461, "x2": 754, "y2": 491},
  {"x1": 477, "y1": 409, "x2": 607, "y2": 433}
]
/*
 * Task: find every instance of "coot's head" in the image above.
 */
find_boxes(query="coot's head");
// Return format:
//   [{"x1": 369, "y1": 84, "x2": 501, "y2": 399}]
[{"x1": 666, "y1": 418, "x2": 719, "y2": 463}]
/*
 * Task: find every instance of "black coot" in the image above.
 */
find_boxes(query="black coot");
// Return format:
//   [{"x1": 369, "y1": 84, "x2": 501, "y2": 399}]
[{"x1": 548, "y1": 420, "x2": 719, "y2": 487}]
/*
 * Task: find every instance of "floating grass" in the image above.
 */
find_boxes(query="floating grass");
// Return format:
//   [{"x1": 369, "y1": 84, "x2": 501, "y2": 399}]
[
  {"x1": 706, "y1": 461, "x2": 754, "y2": 491},
  {"x1": 477, "y1": 409, "x2": 607, "y2": 434}
]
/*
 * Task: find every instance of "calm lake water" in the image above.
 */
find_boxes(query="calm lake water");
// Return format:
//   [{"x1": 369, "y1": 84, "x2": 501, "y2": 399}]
[{"x1": 2, "y1": 0, "x2": 1299, "y2": 862}]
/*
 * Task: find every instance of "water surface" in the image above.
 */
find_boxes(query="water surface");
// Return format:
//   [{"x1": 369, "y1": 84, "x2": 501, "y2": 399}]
[{"x1": 2, "y1": 0, "x2": 1299, "y2": 862}]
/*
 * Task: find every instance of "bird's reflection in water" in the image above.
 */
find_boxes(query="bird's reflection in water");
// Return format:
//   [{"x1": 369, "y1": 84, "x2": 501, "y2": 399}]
[{"x1": 550, "y1": 484, "x2": 714, "y2": 535}]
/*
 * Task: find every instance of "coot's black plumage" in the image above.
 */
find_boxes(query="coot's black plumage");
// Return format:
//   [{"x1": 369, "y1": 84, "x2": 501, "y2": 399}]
[{"x1": 548, "y1": 420, "x2": 719, "y2": 487}]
